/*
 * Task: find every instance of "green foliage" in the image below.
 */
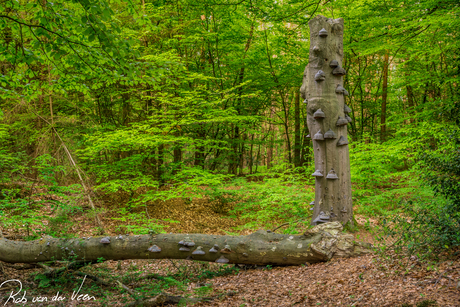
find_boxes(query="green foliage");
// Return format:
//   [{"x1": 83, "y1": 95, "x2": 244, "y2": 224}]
[
  {"x1": 349, "y1": 138, "x2": 417, "y2": 216},
  {"x1": 377, "y1": 131, "x2": 460, "y2": 259},
  {"x1": 115, "y1": 262, "x2": 238, "y2": 301},
  {"x1": 223, "y1": 164, "x2": 314, "y2": 231},
  {"x1": 0, "y1": 154, "x2": 82, "y2": 238}
]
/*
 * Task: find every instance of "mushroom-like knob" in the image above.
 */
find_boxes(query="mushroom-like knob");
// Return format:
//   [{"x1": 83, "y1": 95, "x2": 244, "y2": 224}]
[
  {"x1": 313, "y1": 130, "x2": 324, "y2": 141},
  {"x1": 343, "y1": 88, "x2": 349, "y2": 96},
  {"x1": 344, "y1": 104, "x2": 352, "y2": 113},
  {"x1": 310, "y1": 201, "x2": 315, "y2": 206},
  {"x1": 303, "y1": 99, "x2": 308, "y2": 104},
  {"x1": 341, "y1": 207, "x2": 348, "y2": 213},
  {"x1": 179, "y1": 237, "x2": 195, "y2": 247},
  {"x1": 315, "y1": 70, "x2": 326, "y2": 81},
  {"x1": 179, "y1": 246, "x2": 191, "y2": 252},
  {"x1": 332, "y1": 67, "x2": 347, "y2": 76},
  {"x1": 324, "y1": 129, "x2": 337, "y2": 139},
  {"x1": 335, "y1": 85, "x2": 346, "y2": 94},
  {"x1": 100, "y1": 237, "x2": 110, "y2": 244},
  {"x1": 215, "y1": 256, "x2": 229, "y2": 263},
  {"x1": 345, "y1": 114, "x2": 352, "y2": 123},
  {"x1": 209, "y1": 246, "x2": 218, "y2": 253},
  {"x1": 337, "y1": 135, "x2": 349, "y2": 146},
  {"x1": 242, "y1": 253, "x2": 249, "y2": 257},
  {"x1": 319, "y1": 28, "x2": 328, "y2": 37},
  {"x1": 329, "y1": 60, "x2": 339, "y2": 68},
  {"x1": 221, "y1": 245, "x2": 232, "y2": 254},
  {"x1": 336, "y1": 117, "x2": 348, "y2": 126},
  {"x1": 326, "y1": 169, "x2": 338, "y2": 180},
  {"x1": 306, "y1": 134, "x2": 311, "y2": 138},
  {"x1": 312, "y1": 211, "x2": 331, "y2": 224},
  {"x1": 148, "y1": 245, "x2": 161, "y2": 253},
  {"x1": 192, "y1": 246, "x2": 206, "y2": 255},
  {"x1": 313, "y1": 108, "x2": 325, "y2": 119},
  {"x1": 311, "y1": 170, "x2": 323, "y2": 177},
  {"x1": 47, "y1": 242, "x2": 50, "y2": 246},
  {"x1": 312, "y1": 46, "x2": 321, "y2": 54}
]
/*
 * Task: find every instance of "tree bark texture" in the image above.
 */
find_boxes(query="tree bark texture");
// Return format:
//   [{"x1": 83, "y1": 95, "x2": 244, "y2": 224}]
[
  {"x1": 300, "y1": 16, "x2": 353, "y2": 226},
  {"x1": 294, "y1": 91, "x2": 301, "y2": 167},
  {"x1": 0, "y1": 222, "x2": 370, "y2": 265}
]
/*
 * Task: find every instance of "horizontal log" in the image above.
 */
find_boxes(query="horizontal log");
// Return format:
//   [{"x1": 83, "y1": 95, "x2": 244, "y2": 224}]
[{"x1": 0, "y1": 222, "x2": 372, "y2": 265}]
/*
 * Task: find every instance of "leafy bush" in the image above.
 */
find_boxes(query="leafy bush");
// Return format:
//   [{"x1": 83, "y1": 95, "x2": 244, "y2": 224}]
[
  {"x1": 0, "y1": 153, "x2": 83, "y2": 238},
  {"x1": 377, "y1": 132, "x2": 460, "y2": 259}
]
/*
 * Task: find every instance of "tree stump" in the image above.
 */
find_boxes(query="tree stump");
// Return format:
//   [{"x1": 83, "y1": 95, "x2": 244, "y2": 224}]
[{"x1": 300, "y1": 15, "x2": 353, "y2": 226}]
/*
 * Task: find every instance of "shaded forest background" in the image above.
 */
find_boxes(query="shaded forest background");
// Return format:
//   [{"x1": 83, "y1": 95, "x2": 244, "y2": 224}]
[{"x1": 0, "y1": 0, "x2": 459, "y2": 258}]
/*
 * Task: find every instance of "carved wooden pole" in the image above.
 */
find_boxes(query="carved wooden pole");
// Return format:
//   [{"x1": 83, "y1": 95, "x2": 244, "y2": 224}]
[{"x1": 300, "y1": 15, "x2": 353, "y2": 226}]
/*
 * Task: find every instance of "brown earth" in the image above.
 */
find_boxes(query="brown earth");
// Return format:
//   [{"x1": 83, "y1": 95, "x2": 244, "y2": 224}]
[{"x1": 1, "y1": 189, "x2": 459, "y2": 306}]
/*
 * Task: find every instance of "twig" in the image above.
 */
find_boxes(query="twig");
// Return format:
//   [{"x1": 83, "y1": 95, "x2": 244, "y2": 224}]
[
  {"x1": 271, "y1": 219, "x2": 307, "y2": 232},
  {"x1": 74, "y1": 271, "x2": 111, "y2": 286},
  {"x1": 116, "y1": 280, "x2": 138, "y2": 296},
  {"x1": 169, "y1": 259, "x2": 179, "y2": 271},
  {"x1": 35, "y1": 262, "x2": 53, "y2": 272},
  {"x1": 28, "y1": 108, "x2": 105, "y2": 233},
  {"x1": 0, "y1": 262, "x2": 7, "y2": 279},
  {"x1": 37, "y1": 260, "x2": 96, "y2": 278},
  {"x1": 435, "y1": 271, "x2": 454, "y2": 287},
  {"x1": 351, "y1": 295, "x2": 364, "y2": 306}
]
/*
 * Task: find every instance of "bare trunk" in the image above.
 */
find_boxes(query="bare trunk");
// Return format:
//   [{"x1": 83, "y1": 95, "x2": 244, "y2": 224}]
[
  {"x1": 294, "y1": 91, "x2": 301, "y2": 167},
  {"x1": 380, "y1": 51, "x2": 389, "y2": 142},
  {"x1": 0, "y1": 222, "x2": 370, "y2": 265},
  {"x1": 249, "y1": 133, "x2": 255, "y2": 174},
  {"x1": 300, "y1": 16, "x2": 353, "y2": 226}
]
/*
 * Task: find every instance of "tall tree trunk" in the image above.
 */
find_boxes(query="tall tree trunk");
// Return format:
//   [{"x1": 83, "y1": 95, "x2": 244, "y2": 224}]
[
  {"x1": 255, "y1": 142, "x2": 261, "y2": 173},
  {"x1": 49, "y1": 69, "x2": 55, "y2": 152},
  {"x1": 228, "y1": 125, "x2": 239, "y2": 175},
  {"x1": 406, "y1": 84, "x2": 415, "y2": 124},
  {"x1": 294, "y1": 91, "x2": 301, "y2": 167},
  {"x1": 300, "y1": 16, "x2": 353, "y2": 226},
  {"x1": 380, "y1": 51, "x2": 389, "y2": 142},
  {"x1": 238, "y1": 138, "x2": 245, "y2": 176},
  {"x1": 248, "y1": 133, "x2": 255, "y2": 174},
  {"x1": 158, "y1": 144, "x2": 164, "y2": 187},
  {"x1": 267, "y1": 105, "x2": 275, "y2": 169}
]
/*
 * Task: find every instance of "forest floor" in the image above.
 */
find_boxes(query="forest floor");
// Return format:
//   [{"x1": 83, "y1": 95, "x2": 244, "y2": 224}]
[{"x1": 1, "y1": 190, "x2": 460, "y2": 307}]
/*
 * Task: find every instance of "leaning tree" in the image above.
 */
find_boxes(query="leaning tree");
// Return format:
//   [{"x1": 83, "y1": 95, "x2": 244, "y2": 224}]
[{"x1": 300, "y1": 15, "x2": 354, "y2": 226}]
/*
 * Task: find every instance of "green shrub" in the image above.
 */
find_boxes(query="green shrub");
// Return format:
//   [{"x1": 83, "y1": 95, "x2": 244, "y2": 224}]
[{"x1": 377, "y1": 132, "x2": 460, "y2": 259}]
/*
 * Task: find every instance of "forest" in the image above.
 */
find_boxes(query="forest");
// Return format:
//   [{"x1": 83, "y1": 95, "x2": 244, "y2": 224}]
[{"x1": 0, "y1": 0, "x2": 459, "y2": 306}]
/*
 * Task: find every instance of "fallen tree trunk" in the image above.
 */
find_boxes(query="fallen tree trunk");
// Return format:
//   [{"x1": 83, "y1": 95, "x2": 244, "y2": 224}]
[{"x1": 0, "y1": 222, "x2": 371, "y2": 265}]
